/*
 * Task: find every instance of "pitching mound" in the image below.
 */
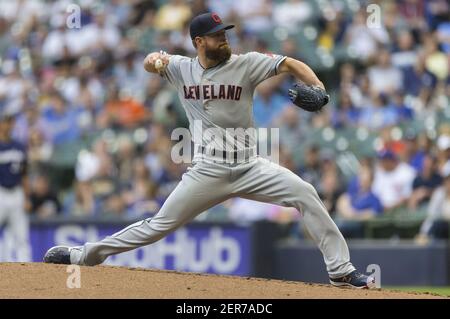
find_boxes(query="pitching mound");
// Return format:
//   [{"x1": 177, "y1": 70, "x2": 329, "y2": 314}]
[{"x1": 0, "y1": 263, "x2": 444, "y2": 299}]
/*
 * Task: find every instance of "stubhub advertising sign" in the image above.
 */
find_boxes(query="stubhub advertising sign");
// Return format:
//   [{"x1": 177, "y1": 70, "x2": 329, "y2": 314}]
[{"x1": 0, "y1": 223, "x2": 251, "y2": 276}]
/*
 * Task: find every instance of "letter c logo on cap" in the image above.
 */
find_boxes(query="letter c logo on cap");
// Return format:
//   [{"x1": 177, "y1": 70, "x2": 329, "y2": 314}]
[{"x1": 211, "y1": 13, "x2": 221, "y2": 23}]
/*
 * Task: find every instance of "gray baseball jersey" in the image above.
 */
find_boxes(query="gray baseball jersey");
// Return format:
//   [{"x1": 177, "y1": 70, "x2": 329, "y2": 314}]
[
  {"x1": 69, "y1": 52, "x2": 356, "y2": 279},
  {"x1": 164, "y1": 52, "x2": 286, "y2": 151}
]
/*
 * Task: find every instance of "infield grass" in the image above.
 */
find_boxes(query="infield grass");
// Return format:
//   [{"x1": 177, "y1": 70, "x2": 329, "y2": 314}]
[{"x1": 385, "y1": 286, "x2": 450, "y2": 297}]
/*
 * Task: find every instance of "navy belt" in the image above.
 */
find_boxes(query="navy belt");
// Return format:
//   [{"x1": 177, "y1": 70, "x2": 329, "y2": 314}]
[{"x1": 196, "y1": 145, "x2": 256, "y2": 162}]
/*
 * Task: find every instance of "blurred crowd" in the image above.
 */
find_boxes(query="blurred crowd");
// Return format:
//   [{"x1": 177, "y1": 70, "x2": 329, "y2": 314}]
[{"x1": 0, "y1": 0, "x2": 449, "y2": 240}]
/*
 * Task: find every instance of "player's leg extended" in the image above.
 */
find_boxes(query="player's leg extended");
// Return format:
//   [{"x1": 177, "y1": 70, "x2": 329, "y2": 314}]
[
  {"x1": 55, "y1": 162, "x2": 232, "y2": 266},
  {"x1": 232, "y1": 157, "x2": 355, "y2": 278}
]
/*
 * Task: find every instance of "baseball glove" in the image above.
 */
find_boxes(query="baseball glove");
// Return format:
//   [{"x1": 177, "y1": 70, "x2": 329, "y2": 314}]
[{"x1": 288, "y1": 83, "x2": 330, "y2": 112}]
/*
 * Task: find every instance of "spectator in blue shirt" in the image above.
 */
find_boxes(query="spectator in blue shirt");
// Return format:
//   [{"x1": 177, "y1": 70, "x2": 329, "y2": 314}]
[
  {"x1": 359, "y1": 93, "x2": 398, "y2": 130},
  {"x1": 390, "y1": 91, "x2": 414, "y2": 122},
  {"x1": 337, "y1": 164, "x2": 384, "y2": 220},
  {"x1": 40, "y1": 92, "x2": 82, "y2": 145},
  {"x1": 403, "y1": 131, "x2": 427, "y2": 173},
  {"x1": 408, "y1": 153, "x2": 443, "y2": 210},
  {"x1": 436, "y1": 22, "x2": 450, "y2": 54},
  {"x1": 402, "y1": 55, "x2": 437, "y2": 97},
  {"x1": 253, "y1": 81, "x2": 291, "y2": 128},
  {"x1": 331, "y1": 91, "x2": 360, "y2": 129}
]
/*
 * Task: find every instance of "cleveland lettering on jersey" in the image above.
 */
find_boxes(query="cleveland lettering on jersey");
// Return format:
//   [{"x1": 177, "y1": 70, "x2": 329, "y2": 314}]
[{"x1": 183, "y1": 84, "x2": 242, "y2": 101}]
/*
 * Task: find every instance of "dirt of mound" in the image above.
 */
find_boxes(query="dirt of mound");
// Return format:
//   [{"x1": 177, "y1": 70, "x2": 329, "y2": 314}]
[{"x1": 0, "y1": 263, "x2": 444, "y2": 299}]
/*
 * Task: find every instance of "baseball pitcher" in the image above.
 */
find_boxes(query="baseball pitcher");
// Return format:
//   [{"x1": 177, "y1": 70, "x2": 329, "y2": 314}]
[
  {"x1": 44, "y1": 13, "x2": 375, "y2": 289},
  {"x1": 0, "y1": 110, "x2": 30, "y2": 261}
]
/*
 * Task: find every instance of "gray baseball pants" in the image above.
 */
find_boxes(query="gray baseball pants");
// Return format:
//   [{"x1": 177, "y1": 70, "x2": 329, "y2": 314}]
[{"x1": 70, "y1": 154, "x2": 355, "y2": 278}]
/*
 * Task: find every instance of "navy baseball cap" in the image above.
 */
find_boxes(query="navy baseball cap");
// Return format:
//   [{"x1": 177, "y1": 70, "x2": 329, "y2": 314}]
[{"x1": 189, "y1": 13, "x2": 234, "y2": 40}]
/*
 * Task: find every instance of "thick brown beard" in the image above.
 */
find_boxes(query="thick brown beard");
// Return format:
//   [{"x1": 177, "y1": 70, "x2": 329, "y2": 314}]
[{"x1": 205, "y1": 44, "x2": 231, "y2": 63}]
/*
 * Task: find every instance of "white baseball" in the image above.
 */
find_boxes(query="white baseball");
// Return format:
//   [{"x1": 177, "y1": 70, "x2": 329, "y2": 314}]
[{"x1": 155, "y1": 59, "x2": 164, "y2": 71}]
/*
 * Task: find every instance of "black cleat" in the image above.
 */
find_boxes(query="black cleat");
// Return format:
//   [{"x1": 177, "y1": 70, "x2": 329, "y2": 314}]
[
  {"x1": 43, "y1": 246, "x2": 72, "y2": 264},
  {"x1": 330, "y1": 270, "x2": 376, "y2": 289}
]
